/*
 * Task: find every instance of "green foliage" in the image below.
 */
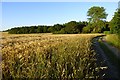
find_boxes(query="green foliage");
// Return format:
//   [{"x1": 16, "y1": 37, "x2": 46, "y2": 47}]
[
  {"x1": 55, "y1": 28, "x2": 67, "y2": 34},
  {"x1": 82, "y1": 25, "x2": 92, "y2": 33},
  {"x1": 106, "y1": 34, "x2": 120, "y2": 49},
  {"x1": 78, "y1": 21, "x2": 88, "y2": 33},
  {"x1": 42, "y1": 26, "x2": 48, "y2": 33},
  {"x1": 64, "y1": 21, "x2": 79, "y2": 34},
  {"x1": 102, "y1": 21, "x2": 110, "y2": 31},
  {"x1": 95, "y1": 21, "x2": 106, "y2": 33},
  {"x1": 87, "y1": 6, "x2": 108, "y2": 22},
  {"x1": 8, "y1": 21, "x2": 88, "y2": 34},
  {"x1": 48, "y1": 24, "x2": 64, "y2": 33},
  {"x1": 109, "y1": 9, "x2": 120, "y2": 36},
  {"x1": 103, "y1": 31, "x2": 110, "y2": 34},
  {"x1": 87, "y1": 6, "x2": 108, "y2": 33},
  {"x1": 36, "y1": 26, "x2": 43, "y2": 33},
  {"x1": 29, "y1": 26, "x2": 36, "y2": 33},
  {"x1": 54, "y1": 24, "x2": 64, "y2": 31}
]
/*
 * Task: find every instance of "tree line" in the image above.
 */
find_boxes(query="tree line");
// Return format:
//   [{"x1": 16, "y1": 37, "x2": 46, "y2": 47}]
[
  {"x1": 7, "y1": 20, "x2": 109, "y2": 34},
  {"x1": 6, "y1": 6, "x2": 120, "y2": 35},
  {"x1": 7, "y1": 21, "x2": 88, "y2": 34},
  {"x1": 109, "y1": 8, "x2": 120, "y2": 36}
]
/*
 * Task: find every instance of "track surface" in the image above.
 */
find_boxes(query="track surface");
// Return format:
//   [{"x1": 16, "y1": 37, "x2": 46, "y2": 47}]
[{"x1": 93, "y1": 37, "x2": 119, "y2": 80}]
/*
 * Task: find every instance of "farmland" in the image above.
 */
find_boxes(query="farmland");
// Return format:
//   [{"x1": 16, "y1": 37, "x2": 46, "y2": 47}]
[
  {"x1": 2, "y1": 1, "x2": 120, "y2": 80},
  {"x1": 1, "y1": 32, "x2": 103, "y2": 79}
]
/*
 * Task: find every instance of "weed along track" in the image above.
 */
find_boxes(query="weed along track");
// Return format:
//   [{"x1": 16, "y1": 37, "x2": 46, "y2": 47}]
[
  {"x1": 1, "y1": 33, "x2": 111, "y2": 79},
  {"x1": 93, "y1": 36, "x2": 120, "y2": 80}
]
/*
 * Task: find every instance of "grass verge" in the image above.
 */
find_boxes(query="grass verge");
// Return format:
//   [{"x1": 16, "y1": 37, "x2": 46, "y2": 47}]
[
  {"x1": 98, "y1": 40, "x2": 120, "y2": 69},
  {"x1": 105, "y1": 34, "x2": 120, "y2": 49}
]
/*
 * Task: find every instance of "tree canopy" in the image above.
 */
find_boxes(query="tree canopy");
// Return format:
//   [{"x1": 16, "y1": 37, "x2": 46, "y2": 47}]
[
  {"x1": 8, "y1": 21, "x2": 88, "y2": 34},
  {"x1": 87, "y1": 6, "x2": 108, "y2": 23},
  {"x1": 86, "y1": 6, "x2": 108, "y2": 33},
  {"x1": 109, "y1": 9, "x2": 120, "y2": 35}
]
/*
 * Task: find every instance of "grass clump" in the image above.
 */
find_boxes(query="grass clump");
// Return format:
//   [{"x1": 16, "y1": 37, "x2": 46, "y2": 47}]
[{"x1": 105, "y1": 34, "x2": 120, "y2": 49}]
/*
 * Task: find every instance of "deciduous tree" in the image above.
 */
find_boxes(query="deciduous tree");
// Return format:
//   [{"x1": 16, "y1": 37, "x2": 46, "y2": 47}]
[{"x1": 87, "y1": 6, "x2": 108, "y2": 33}]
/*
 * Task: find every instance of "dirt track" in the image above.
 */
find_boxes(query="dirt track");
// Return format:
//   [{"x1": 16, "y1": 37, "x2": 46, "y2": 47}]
[
  {"x1": 102, "y1": 38, "x2": 120, "y2": 59},
  {"x1": 93, "y1": 37, "x2": 119, "y2": 80}
]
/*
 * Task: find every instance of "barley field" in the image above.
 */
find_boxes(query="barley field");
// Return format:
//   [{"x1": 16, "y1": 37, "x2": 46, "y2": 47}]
[{"x1": 1, "y1": 32, "x2": 102, "y2": 79}]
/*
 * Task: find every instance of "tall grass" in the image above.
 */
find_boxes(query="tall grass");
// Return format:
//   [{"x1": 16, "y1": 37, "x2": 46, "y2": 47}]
[
  {"x1": 105, "y1": 34, "x2": 120, "y2": 49},
  {"x1": 1, "y1": 33, "x2": 101, "y2": 79}
]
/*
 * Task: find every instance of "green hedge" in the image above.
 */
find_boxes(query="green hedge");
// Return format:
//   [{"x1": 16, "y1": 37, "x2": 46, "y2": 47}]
[{"x1": 103, "y1": 31, "x2": 110, "y2": 34}]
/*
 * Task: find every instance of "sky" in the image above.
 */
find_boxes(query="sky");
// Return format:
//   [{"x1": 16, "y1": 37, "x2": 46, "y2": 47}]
[{"x1": 1, "y1": 2, "x2": 119, "y2": 31}]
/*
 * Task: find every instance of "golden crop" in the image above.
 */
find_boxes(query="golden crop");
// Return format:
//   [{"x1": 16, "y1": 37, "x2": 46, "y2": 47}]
[{"x1": 1, "y1": 32, "x2": 102, "y2": 79}]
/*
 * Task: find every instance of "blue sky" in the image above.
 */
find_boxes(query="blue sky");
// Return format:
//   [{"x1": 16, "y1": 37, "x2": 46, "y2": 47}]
[{"x1": 1, "y1": 2, "x2": 118, "y2": 31}]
